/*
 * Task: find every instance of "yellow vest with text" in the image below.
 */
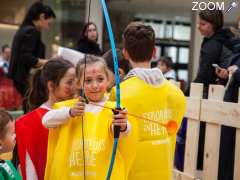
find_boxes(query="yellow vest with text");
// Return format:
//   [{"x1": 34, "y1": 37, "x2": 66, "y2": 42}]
[
  {"x1": 110, "y1": 77, "x2": 186, "y2": 180},
  {"x1": 44, "y1": 99, "x2": 137, "y2": 180}
]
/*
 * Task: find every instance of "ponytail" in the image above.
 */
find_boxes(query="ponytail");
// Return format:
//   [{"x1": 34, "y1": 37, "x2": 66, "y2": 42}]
[
  {"x1": 27, "y1": 69, "x2": 48, "y2": 111},
  {"x1": 26, "y1": 58, "x2": 74, "y2": 111}
]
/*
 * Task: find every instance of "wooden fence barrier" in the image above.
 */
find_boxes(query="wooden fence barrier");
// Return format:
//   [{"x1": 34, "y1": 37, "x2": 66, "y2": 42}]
[{"x1": 174, "y1": 83, "x2": 240, "y2": 180}]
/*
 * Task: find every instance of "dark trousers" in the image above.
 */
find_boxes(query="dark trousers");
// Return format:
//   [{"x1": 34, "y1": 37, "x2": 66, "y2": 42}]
[
  {"x1": 13, "y1": 80, "x2": 28, "y2": 113},
  {"x1": 218, "y1": 126, "x2": 235, "y2": 180}
]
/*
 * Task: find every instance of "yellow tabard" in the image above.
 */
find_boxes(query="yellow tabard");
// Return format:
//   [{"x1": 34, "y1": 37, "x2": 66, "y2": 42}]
[
  {"x1": 44, "y1": 99, "x2": 137, "y2": 180},
  {"x1": 110, "y1": 77, "x2": 186, "y2": 180}
]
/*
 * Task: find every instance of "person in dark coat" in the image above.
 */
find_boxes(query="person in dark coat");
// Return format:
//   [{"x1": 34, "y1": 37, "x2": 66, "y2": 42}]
[
  {"x1": 193, "y1": 11, "x2": 234, "y2": 97},
  {"x1": 8, "y1": 2, "x2": 56, "y2": 99},
  {"x1": 186, "y1": 8, "x2": 234, "y2": 177},
  {"x1": 77, "y1": 22, "x2": 102, "y2": 55},
  {"x1": 8, "y1": 1, "x2": 56, "y2": 168}
]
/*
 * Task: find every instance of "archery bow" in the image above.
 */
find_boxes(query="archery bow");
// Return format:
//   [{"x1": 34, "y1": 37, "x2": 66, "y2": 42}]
[
  {"x1": 88, "y1": 101, "x2": 178, "y2": 135},
  {"x1": 81, "y1": 0, "x2": 92, "y2": 179},
  {"x1": 100, "y1": 0, "x2": 122, "y2": 179}
]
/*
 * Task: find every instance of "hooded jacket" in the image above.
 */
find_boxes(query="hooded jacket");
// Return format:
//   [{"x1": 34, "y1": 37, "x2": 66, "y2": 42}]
[
  {"x1": 194, "y1": 28, "x2": 234, "y2": 89},
  {"x1": 110, "y1": 68, "x2": 186, "y2": 180}
]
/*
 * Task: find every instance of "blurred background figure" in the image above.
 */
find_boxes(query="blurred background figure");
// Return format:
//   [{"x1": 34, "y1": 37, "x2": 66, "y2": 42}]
[
  {"x1": 156, "y1": 56, "x2": 176, "y2": 80},
  {"x1": 77, "y1": 22, "x2": 102, "y2": 55},
  {"x1": 0, "y1": 44, "x2": 11, "y2": 75},
  {"x1": 8, "y1": 1, "x2": 56, "y2": 113},
  {"x1": 0, "y1": 44, "x2": 22, "y2": 110}
]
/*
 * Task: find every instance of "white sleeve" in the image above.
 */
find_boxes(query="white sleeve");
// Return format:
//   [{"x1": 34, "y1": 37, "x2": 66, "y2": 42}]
[{"x1": 42, "y1": 107, "x2": 71, "y2": 128}]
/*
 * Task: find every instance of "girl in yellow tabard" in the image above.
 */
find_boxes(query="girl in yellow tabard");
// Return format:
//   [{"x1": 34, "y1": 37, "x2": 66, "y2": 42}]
[{"x1": 43, "y1": 55, "x2": 135, "y2": 180}]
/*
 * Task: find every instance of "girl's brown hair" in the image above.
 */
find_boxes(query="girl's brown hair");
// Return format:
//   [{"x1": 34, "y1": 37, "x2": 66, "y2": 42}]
[
  {"x1": 123, "y1": 22, "x2": 155, "y2": 62},
  {"x1": 76, "y1": 55, "x2": 109, "y2": 80},
  {"x1": 0, "y1": 110, "x2": 13, "y2": 138},
  {"x1": 27, "y1": 58, "x2": 74, "y2": 111}
]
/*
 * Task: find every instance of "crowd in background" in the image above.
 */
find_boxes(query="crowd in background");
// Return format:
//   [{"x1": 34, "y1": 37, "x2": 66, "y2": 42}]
[{"x1": 0, "y1": 1, "x2": 240, "y2": 180}]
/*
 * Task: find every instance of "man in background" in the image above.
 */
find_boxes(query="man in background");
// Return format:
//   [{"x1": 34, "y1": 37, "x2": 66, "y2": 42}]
[
  {"x1": 0, "y1": 44, "x2": 11, "y2": 75},
  {"x1": 156, "y1": 56, "x2": 176, "y2": 80}
]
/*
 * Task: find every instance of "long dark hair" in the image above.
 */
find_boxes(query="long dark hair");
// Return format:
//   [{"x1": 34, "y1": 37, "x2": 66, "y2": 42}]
[
  {"x1": 80, "y1": 22, "x2": 98, "y2": 41},
  {"x1": 27, "y1": 58, "x2": 74, "y2": 111},
  {"x1": 21, "y1": 1, "x2": 56, "y2": 27}
]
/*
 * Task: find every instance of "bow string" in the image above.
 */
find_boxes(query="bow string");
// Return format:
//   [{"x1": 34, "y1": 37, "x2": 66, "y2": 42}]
[{"x1": 100, "y1": 0, "x2": 121, "y2": 179}]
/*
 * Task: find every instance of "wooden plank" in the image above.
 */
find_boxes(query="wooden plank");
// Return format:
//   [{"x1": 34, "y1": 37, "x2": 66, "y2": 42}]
[
  {"x1": 189, "y1": 83, "x2": 203, "y2": 97},
  {"x1": 184, "y1": 83, "x2": 203, "y2": 177},
  {"x1": 173, "y1": 169, "x2": 196, "y2": 180},
  {"x1": 173, "y1": 169, "x2": 182, "y2": 180},
  {"x1": 203, "y1": 85, "x2": 224, "y2": 180},
  {"x1": 201, "y1": 100, "x2": 240, "y2": 128},
  {"x1": 234, "y1": 129, "x2": 240, "y2": 180},
  {"x1": 183, "y1": 120, "x2": 200, "y2": 174},
  {"x1": 202, "y1": 124, "x2": 221, "y2": 180},
  {"x1": 185, "y1": 97, "x2": 201, "y2": 120},
  {"x1": 195, "y1": 170, "x2": 203, "y2": 180},
  {"x1": 208, "y1": 85, "x2": 225, "y2": 100}
]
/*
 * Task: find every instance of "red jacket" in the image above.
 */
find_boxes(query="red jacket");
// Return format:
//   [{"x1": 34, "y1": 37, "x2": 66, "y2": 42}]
[{"x1": 16, "y1": 107, "x2": 49, "y2": 180}]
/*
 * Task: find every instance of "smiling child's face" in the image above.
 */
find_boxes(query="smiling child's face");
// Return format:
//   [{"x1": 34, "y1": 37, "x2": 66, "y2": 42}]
[{"x1": 81, "y1": 62, "x2": 108, "y2": 102}]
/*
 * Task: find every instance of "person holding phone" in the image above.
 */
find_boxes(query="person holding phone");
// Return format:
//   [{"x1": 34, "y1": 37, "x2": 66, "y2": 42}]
[
  {"x1": 189, "y1": 8, "x2": 235, "y2": 180},
  {"x1": 214, "y1": 64, "x2": 238, "y2": 80},
  {"x1": 192, "y1": 8, "x2": 233, "y2": 98}
]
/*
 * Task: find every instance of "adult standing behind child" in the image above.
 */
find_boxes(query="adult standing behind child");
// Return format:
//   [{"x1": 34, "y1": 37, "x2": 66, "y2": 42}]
[
  {"x1": 0, "y1": 110, "x2": 22, "y2": 180},
  {"x1": 8, "y1": 1, "x2": 56, "y2": 173},
  {"x1": 110, "y1": 22, "x2": 186, "y2": 180},
  {"x1": 193, "y1": 8, "x2": 233, "y2": 97},
  {"x1": 8, "y1": 2, "x2": 56, "y2": 109}
]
